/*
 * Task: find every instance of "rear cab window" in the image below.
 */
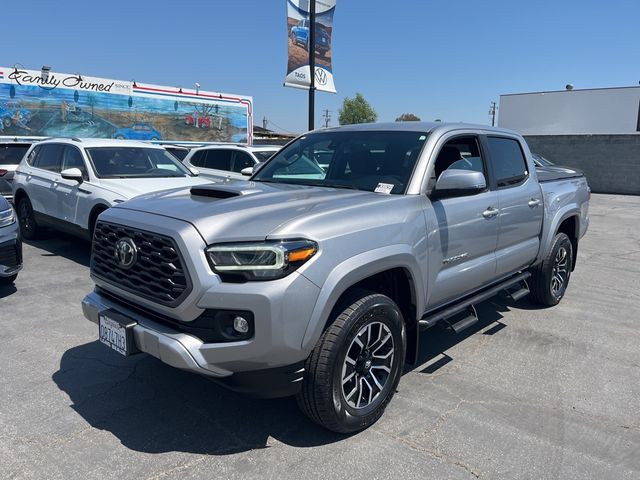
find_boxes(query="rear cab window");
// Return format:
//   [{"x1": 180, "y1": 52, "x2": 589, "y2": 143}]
[{"x1": 486, "y1": 137, "x2": 529, "y2": 188}]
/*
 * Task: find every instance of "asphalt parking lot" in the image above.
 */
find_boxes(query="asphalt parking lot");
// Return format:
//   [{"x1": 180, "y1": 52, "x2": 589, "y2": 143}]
[{"x1": 1, "y1": 193, "x2": 639, "y2": 479}]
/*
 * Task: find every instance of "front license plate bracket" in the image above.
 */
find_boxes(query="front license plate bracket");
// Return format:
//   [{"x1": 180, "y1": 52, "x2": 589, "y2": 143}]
[{"x1": 99, "y1": 309, "x2": 140, "y2": 356}]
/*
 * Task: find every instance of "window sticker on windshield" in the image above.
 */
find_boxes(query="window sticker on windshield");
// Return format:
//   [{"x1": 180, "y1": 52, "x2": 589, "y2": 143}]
[{"x1": 375, "y1": 183, "x2": 394, "y2": 194}]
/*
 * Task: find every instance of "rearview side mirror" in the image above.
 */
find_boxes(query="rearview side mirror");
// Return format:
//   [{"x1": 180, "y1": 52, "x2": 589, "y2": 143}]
[
  {"x1": 189, "y1": 167, "x2": 200, "y2": 176},
  {"x1": 240, "y1": 167, "x2": 254, "y2": 176},
  {"x1": 432, "y1": 169, "x2": 486, "y2": 199},
  {"x1": 60, "y1": 168, "x2": 84, "y2": 184}
]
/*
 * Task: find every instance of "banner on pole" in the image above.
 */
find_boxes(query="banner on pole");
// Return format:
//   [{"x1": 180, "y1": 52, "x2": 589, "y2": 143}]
[{"x1": 284, "y1": 0, "x2": 336, "y2": 93}]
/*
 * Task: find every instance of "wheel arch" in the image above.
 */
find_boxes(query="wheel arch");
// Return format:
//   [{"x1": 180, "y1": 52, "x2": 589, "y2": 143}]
[
  {"x1": 88, "y1": 203, "x2": 109, "y2": 236},
  {"x1": 556, "y1": 214, "x2": 579, "y2": 271},
  {"x1": 13, "y1": 188, "x2": 28, "y2": 205},
  {"x1": 301, "y1": 246, "x2": 424, "y2": 365}
]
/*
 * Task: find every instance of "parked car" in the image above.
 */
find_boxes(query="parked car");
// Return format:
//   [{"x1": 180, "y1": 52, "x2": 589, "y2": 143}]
[
  {"x1": 0, "y1": 194, "x2": 22, "y2": 285},
  {"x1": 113, "y1": 123, "x2": 161, "y2": 141},
  {"x1": 82, "y1": 122, "x2": 590, "y2": 433},
  {"x1": 12, "y1": 138, "x2": 211, "y2": 240},
  {"x1": 182, "y1": 144, "x2": 281, "y2": 181},
  {"x1": 0, "y1": 141, "x2": 33, "y2": 200},
  {"x1": 163, "y1": 145, "x2": 191, "y2": 161},
  {"x1": 290, "y1": 19, "x2": 331, "y2": 57}
]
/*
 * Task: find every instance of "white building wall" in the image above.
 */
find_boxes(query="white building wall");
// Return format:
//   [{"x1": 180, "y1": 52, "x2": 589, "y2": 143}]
[{"x1": 498, "y1": 87, "x2": 640, "y2": 135}]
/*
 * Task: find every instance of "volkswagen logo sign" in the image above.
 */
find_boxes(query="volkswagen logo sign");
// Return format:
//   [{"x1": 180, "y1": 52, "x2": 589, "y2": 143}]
[
  {"x1": 315, "y1": 67, "x2": 328, "y2": 86},
  {"x1": 114, "y1": 238, "x2": 138, "y2": 269}
]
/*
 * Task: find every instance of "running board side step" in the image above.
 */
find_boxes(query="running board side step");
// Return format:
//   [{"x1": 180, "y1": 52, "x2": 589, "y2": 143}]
[{"x1": 419, "y1": 272, "x2": 531, "y2": 331}]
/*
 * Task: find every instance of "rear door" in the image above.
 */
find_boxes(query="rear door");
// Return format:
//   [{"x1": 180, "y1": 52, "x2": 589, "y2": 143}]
[
  {"x1": 26, "y1": 144, "x2": 64, "y2": 218},
  {"x1": 485, "y1": 136, "x2": 543, "y2": 276},
  {"x1": 425, "y1": 134, "x2": 499, "y2": 308}
]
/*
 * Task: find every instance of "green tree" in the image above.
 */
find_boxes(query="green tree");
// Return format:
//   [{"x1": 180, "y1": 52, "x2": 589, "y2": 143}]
[
  {"x1": 395, "y1": 113, "x2": 421, "y2": 122},
  {"x1": 338, "y1": 93, "x2": 377, "y2": 125}
]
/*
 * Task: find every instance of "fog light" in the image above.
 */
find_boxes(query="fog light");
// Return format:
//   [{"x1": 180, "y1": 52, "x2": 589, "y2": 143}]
[{"x1": 233, "y1": 316, "x2": 250, "y2": 334}]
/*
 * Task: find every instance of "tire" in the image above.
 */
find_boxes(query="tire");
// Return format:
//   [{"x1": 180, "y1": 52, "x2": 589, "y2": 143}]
[
  {"x1": 17, "y1": 196, "x2": 41, "y2": 240},
  {"x1": 297, "y1": 290, "x2": 406, "y2": 433},
  {"x1": 529, "y1": 232, "x2": 573, "y2": 306},
  {"x1": 0, "y1": 274, "x2": 17, "y2": 286},
  {"x1": 115, "y1": 135, "x2": 125, "y2": 139}
]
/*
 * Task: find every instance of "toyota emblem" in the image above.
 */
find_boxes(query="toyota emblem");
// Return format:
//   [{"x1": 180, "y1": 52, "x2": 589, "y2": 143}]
[{"x1": 114, "y1": 238, "x2": 138, "y2": 269}]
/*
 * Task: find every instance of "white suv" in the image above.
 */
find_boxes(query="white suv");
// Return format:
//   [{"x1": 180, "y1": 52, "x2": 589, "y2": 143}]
[
  {"x1": 12, "y1": 138, "x2": 210, "y2": 240},
  {"x1": 182, "y1": 144, "x2": 281, "y2": 181}
]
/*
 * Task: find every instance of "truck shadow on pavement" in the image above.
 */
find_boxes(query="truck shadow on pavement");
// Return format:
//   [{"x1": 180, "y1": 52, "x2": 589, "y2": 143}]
[
  {"x1": 52, "y1": 341, "x2": 345, "y2": 454},
  {"x1": 52, "y1": 296, "x2": 521, "y2": 455},
  {"x1": 24, "y1": 232, "x2": 91, "y2": 268}
]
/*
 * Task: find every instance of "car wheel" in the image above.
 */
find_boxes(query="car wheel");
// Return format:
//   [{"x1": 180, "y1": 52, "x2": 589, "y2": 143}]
[
  {"x1": 297, "y1": 290, "x2": 406, "y2": 433},
  {"x1": 0, "y1": 274, "x2": 17, "y2": 286},
  {"x1": 529, "y1": 232, "x2": 573, "y2": 306},
  {"x1": 17, "y1": 196, "x2": 41, "y2": 240},
  {"x1": 151, "y1": 136, "x2": 159, "y2": 141},
  {"x1": 3, "y1": 118, "x2": 11, "y2": 128},
  {"x1": 115, "y1": 135, "x2": 125, "y2": 139}
]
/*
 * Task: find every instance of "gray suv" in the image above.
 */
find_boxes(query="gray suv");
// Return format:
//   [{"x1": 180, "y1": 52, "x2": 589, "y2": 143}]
[{"x1": 82, "y1": 122, "x2": 590, "y2": 432}]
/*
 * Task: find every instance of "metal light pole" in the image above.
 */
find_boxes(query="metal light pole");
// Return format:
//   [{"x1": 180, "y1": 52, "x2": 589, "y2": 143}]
[{"x1": 308, "y1": 0, "x2": 316, "y2": 131}]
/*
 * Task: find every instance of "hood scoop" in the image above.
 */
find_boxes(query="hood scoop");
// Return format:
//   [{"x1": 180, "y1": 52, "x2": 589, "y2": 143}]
[{"x1": 190, "y1": 185, "x2": 242, "y2": 199}]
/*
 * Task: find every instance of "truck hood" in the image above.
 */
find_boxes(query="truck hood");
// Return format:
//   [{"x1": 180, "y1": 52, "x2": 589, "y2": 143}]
[
  {"x1": 97, "y1": 176, "x2": 212, "y2": 200},
  {"x1": 114, "y1": 180, "x2": 413, "y2": 243}
]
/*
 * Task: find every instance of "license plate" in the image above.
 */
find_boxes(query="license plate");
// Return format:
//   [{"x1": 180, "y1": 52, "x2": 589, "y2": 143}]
[{"x1": 99, "y1": 311, "x2": 138, "y2": 356}]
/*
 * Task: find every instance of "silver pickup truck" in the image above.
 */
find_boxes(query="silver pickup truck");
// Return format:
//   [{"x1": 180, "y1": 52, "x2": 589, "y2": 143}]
[{"x1": 82, "y1": 122, "x2": 590, "y2": 433}]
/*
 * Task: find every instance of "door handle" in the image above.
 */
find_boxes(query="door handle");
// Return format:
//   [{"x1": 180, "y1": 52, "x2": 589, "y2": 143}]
[
  {"x1": 528, "y1": 198, "x2": 541, "y2": 208},
  {"x1": 482, "y1": 207, "x2": 499, "y2": 218}
]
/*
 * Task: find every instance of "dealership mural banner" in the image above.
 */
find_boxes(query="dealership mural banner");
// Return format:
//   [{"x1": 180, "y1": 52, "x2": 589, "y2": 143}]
[
  {"x1": 0, "y1": 67, "x2": 253, "y2": 143},
  {"x1": 284, "y1": 0, "x2": 336, "y2": 93}
]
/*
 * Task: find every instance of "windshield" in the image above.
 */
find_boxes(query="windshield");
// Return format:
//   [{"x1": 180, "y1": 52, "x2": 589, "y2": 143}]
[
  {"x1": 253, "y1": 131, "x2": 428, "y2": 194},
  {"x1": 253, "y1": 150, "x2": 278, "y2": 162},
  {"x1": 0, "y1": 144, "x2": 30, "y2": 165},
  {"x1": 87, "y1": 147, "x2": 193, "y2": 178}
]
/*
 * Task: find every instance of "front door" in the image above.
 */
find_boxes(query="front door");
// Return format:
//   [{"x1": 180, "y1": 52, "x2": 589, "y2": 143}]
[
  {"x1": 425, "y1": 135, "x2": 499, "y2": 308},
  {"x1": 55, "y1": 145, "x2": 90, "y2": 228}
]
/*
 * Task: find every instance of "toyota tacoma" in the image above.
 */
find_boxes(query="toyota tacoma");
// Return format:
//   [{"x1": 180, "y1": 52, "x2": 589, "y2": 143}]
[{"x1": 82, "y1": 122, "x2": 590, "y2": 432}]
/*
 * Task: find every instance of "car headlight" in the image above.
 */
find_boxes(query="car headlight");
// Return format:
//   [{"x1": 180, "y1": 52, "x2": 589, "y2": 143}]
[
  {"x1": 0, "y1": 206, "x2": 16, "y2": 228},
  {"x1": 206, "y1": 240, "x2": 317, "y2": 281}
]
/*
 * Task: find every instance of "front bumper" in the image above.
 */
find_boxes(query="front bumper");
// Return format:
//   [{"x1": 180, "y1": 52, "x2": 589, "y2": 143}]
[{"x1": 82, "y1": 289, "x2": 309, "y2": 397}]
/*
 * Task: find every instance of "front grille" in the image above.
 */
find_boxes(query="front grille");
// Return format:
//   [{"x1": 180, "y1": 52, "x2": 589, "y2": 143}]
[
  {"x1": 0, "y1": 239, "x2": 21, "y2": 269},
  {"x1": 91, "y1": 221, "x2": 191, "y2": 307}
]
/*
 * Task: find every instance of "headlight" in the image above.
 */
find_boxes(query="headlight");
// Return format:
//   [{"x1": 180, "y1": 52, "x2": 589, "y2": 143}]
[
  {"x1": 0, "y1": 206, "x2": 16, "y2": 228},
  {"x1": 206, "y1": 240, "x2": 318, "y2": 281}
]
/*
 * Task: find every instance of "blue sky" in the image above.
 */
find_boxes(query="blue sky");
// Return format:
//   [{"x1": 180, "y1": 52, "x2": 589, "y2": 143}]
[{"x1": 4, "y1": 0, "x2": 639, "y2": 134}]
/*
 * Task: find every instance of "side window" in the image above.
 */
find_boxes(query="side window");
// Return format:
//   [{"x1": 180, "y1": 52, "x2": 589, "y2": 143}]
[
  {"x1": 487, "y1": 137, "x2": 528, "y2": 187},
  {"x1": 26, "y1": 145, "x2": 41, "y2": 166},
  {"x1": 33, "y1": 144, "x2": 64, "y2": 173},
  {"x1": 189, "y1": 150, "x2": 206, "y2": 167},
  {"x1": 232, "y1": 151, "x2": 254, "y2": 173},
  {"x1": 203, "y1": 150, "x2": 233, "y2": 171},
  {"x1": 62, "y1": 146, "x2": 88, "y2": 180},
  {"x1": 432, "y1": 136, "x2": 486, "y2": 181}
]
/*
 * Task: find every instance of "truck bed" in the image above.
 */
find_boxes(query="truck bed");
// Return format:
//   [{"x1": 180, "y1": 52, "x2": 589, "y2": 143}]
[{"x1": 536, "y1": 165, "x2": 584, "y2": 183}]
